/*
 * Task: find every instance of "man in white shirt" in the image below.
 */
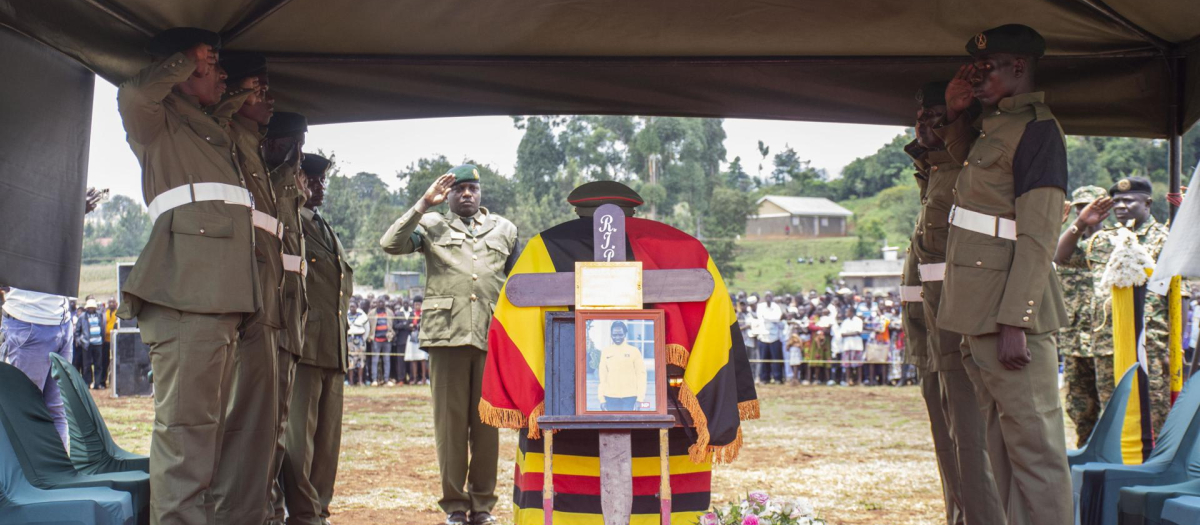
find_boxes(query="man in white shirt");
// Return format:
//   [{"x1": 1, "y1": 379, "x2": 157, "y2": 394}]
[
  {"x1": 1, "y1": 287, "x2": 74, "y2": 449},
  {"x1": 756, "y1": 291, "x2": 785, "y2": 384}
]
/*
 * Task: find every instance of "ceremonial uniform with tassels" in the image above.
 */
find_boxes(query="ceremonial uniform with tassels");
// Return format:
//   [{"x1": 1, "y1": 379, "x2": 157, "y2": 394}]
[{"x1": 480, "y1": 182, "x2": 758, "y2": 525}]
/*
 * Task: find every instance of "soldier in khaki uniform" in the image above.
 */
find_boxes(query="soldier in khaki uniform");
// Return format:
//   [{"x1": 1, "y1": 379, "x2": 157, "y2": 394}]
[
  {"x1": 209, "y1": 53, "x2": 283, "y2": 525},
  {"x1": 1053, "y1": 185, "x2": 1108, "y2": 446},
  {"x1": 903, "y1": 81, "x2": 1004, "y2": 525},
  {"x1": 282, "y1": 154, "x2": 351, "y2": 525},
  {"x1": 1056, "y1": 176, "x2": 1174, "y2": 434},
  {"x1": 263, "y1": 112, "x2": 312, "y2": 525},
  {"x1": 935, "y1": 24, "x2": 1072, "y2": 524},
  {"x1": 116, "y1": 28, "x2": 262, "y2": 525},
  {"x1": 380, "y1": 165, "x2": 519, "y2": 525}
]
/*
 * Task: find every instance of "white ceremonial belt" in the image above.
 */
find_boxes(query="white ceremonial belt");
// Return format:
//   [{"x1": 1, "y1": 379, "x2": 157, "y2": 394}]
[
  {"x1": 900, "y1": 286, "x2": 923, "y2": 303},
  {"x1": 252, "y1": 210, "x2": 283, "y2": 240},
  {"x1": 918, "y1": 263, "x2": 946, "y2": 282},
  {"x1": 148, "y1": 183, "x2": 252, "y2": 223},
  {"x1": 282, "y1": 254, "x2": 307, "y2": 277},
  {"x1": 949, "y1": 205, "x2": 1017, "y2": 241}
]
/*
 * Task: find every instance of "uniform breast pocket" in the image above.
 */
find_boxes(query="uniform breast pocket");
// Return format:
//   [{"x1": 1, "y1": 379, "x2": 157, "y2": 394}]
[
  {"x1": 485, "y1": 238, "x2": 511, "y2": 269},
  {"x1": 420, "y1": 296, "x2": 454, "y2": 343},
  {"x1": 430, "y1": 238, "x2": 463, "y2": 268},
  {"x1": 947, "y1": 241, "x2": 1013, "y2": 320},
  {"x1": 918, "y1": 205, "x2": 951, "y2": 257}
]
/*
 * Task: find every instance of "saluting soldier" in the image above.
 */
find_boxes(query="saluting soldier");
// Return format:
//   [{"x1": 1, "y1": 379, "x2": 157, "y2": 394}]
[
  {"x1": 116, "y1": 28, "x2": 261, "y2": 525},
  {"x1": 379, "y1": 165, "x2": 519, "y2": 525},
  {"x1": 263, "y1": 111, "x2": 312, "y2": 525},
  {"x1": 904, "y1": 81, "x2": 1004, "y2": 525},
  {"x1": 1056, "y1": 176, "x2": 1173, "y2": 434},
  {"x1": 208, "y1": 52, "x2": 283, "y2": 525},
  {"x1": 282, "y1": 154, "x2": 352, "y2": 525},
  {"x1": 935, "y1": 24, "x2": 1072, "y2": 524},
  {"x1": 1053, "y1": 185, "x2": 1109, "y2": 446}
]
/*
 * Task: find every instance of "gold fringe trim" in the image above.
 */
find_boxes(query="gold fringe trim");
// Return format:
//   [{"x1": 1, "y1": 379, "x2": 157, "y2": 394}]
[
  {"x1": 709, "y1": 427, "x2": 744, "y2": 465},
  {"x1": 526, "y1": 401, "x2": 545, "y2": 440},
  {"x1": 666, "y1": 343, "x2": 691, "y2": 368},
  {"x1": 478, "y1": 398, "x2": 527, "y2": 430},
  {"x1": 678, "y1": 383, "x2": 748, "y2": 464},
  {"x1": 738, "y1": 400, "x2": 761, "y2": 421}
]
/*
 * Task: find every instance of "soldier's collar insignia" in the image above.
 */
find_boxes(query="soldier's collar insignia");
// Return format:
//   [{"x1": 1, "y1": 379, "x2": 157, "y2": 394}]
[
  {"x1": 1117, "y1": 179, "x2": 1131, "y2": 191},
  {"x1": 975, "y1": 33, "x2": 987, "y2": 50}
]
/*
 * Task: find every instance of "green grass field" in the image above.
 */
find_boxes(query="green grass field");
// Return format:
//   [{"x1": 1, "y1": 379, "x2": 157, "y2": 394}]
[{"x1": 724, "y1": 237, "x2": 857, "y2": 295}]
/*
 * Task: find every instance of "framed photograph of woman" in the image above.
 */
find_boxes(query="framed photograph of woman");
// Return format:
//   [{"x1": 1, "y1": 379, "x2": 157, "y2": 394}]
[{"x1": 574, "y1": 309, "x2": 667, "y2": 415}]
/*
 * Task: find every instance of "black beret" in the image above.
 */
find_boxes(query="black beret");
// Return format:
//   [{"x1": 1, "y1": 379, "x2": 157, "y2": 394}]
[
  {"x1": 966, "y1": 24, "x2": 1046, "y2": 58},
  {"x1": 266, "y1": 112, "x2": 307, "y2": 139},
  {"x1": 567, "y1": 181, "x2": 644, "y2": 208},
  {"x1": 1109, "y1": 176, "x2": 1153, "y2": 197},
  {"x1": 146, "y1": 27, "x2": 221, "y2": 58},
  {"x1": 916, "y1": 81, "x2": 949, "y2": 108},
  {"x1": 302, "y1": 154, "x2": 331, "y2": 178},
  {"x1": 219, "y1": 52, "x2": 267, "y2": 83}
]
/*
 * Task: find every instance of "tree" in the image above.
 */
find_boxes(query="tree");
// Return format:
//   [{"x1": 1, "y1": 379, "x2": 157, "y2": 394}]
[
  {"x1": 515, "y1": 116, "x2": 564, "y2": 196},
  {"x1": 837, "y1": 131, "x2": 914, "y2": 200},
  {"x1": 704, "y1": 187, "x2": 755, "y2": 276},
  {"x1": 853, "y1": 217, "x2": 886, "y2": 259}
]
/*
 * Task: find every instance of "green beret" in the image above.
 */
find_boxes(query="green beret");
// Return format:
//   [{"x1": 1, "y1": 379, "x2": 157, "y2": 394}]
[
  {"x1": 447, "y1": 164, "x2": 481, "y2": 186},
  {"x1": 1070, "y1": 185, "x2": 1108, "y2": 206},
  {"x1": 567, "y1": 181, "x2": 644, "y2": 208},
  {"x1": 966, "y1": 24, "x2": 1046, "y2": 58},
  {"x1": 146, "y1": 27, "x2": 221, "y2": 58},
  {"x1": 219, "y1": 52, "x2": 267, "y2": 83},
  {"x1": 916, "y1": 81, "x2": 948, "y2": 108},
  {"x1": 266, "y1": 112, "x2": 307, "y2": 139},
  {"x1": 1109, "y1": 176, "x2": 1153, "y2": 197},
  {"x1": 301, "y1": 154, "x2": 331, "y2": 178}
]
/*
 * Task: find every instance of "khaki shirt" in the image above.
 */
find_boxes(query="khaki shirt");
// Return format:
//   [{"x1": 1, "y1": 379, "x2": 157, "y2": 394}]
[
  {"x1": 115, "y1": 53, "x2": 259, "y2": 319},
  {"x1": 229, "y1": 113, "x2": 284, "y2": 329},
  {"x1": 935, "y1": 92, "x2": 1069, "y2": 336},
  {"x1": 380, "y1": 206, "x2": 519, "y2": 351},
  {"x1": 300, "y1": 207, "x2": 352, "y2": 370},
  {"x1": 273, "y1": 162, "x2": 309, "y2": 356}
]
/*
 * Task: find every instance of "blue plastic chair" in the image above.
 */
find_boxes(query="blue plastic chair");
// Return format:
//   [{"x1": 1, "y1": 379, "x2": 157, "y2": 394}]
[
  {"x1": 0, "y1": 393, "x2": 135, "y2": 525},
  {"x1": 1118, "y1": 478, "x2": 1200, "y2": 525},
  {"x1": 48, "y1": 353, "x2": 148, "y2": 475},
  {"x1": 0, "y1": 363, "x2": 148, "y2": 525},
  {"x1": 1162, "y1": 496, "x2": 1200, "y2": 525},
  {"x1": 1070, "y1": 364, "x2": 1139, "y2": 468},
  {"x1": 1072, "y1": 372, "x2": 1200, "y2": 525}
]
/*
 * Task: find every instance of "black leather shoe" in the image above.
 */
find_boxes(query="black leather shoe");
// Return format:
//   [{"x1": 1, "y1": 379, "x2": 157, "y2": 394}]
[
  {"x1": 445, "y1": 511, "x2": 468, "y2": 525},
  {"x1": 470, "y1": 512, "x2": 497, "y2": 525}
]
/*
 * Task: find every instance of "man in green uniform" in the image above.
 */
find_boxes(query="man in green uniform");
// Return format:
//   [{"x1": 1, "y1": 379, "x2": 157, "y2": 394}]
[
  {"x1": 116, "y1": 27, "x2": 261, "y2": 525},
  {"x1": 282, "y1": 153, "x2": 351, "y2": 525},
  {"x1": 1056, "y1": 176, "x2": 1172, "y2": 434},
  {"x1": 209, "y1": 53, "x2": 282, "y2": 525},
  {"x1": 1053, "y1": 185, "x2": 1109, "y2": 446},
  {"x1": 936, "y1": 24, "x2": 1072, "y2": 524},
  {"x1": 380, "y1": 165, "x2": 519, "y2": 525},
  {"x1": 263, "y1": 111, "x2": 312, "y2": 525},
  {"x1": 903, "y1": 81, "x2": 1003, "y2": 525}
]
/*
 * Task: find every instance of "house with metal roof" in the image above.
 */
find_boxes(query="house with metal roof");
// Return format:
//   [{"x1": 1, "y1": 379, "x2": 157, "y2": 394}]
[{"x1": 747, "y1": 195, "x2": 854, "y2": 238}]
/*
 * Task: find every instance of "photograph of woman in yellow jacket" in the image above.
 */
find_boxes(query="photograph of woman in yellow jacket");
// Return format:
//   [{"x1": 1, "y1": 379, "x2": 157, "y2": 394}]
[{"x1": 595, "y1": 321, "x2": 648, "y2": 411}]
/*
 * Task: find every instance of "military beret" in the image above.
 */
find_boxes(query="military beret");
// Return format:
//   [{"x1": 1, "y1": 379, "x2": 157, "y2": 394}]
[
  {"x1": 219, "y1": 52, "x2": 267, "y2": 83},
  {"x1": 1109, "y1": 176, "x2": 1153, "y2": 197},
  {"x1": 1070, "y1": 185, "x2": 1108, "y2": 206},
  {"x1": 966, "y1": 24, "x2": 1046, "y2": 58},
  {"x1": 916, "y1": 81, "x2": 948, "y2": 108},
  {"x1": 567, "y1": 181, "x2": 644, "y2": 208},
  {"x1": 145, "y1": 27, "x2": 221, "y2": 58},
  {"x1": 266, "y1": 112, "x2": 307, "y2": 138},
  {"x1": 447, "y1": 164, "x2": 481, "y2": 186},
  {"x1": 301, "y1": 154, "x2": 331, "y2": 178}
]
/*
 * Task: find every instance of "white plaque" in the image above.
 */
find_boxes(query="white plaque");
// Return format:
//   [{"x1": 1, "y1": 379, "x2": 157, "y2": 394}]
[{"x1": 575, "y1": 262, "x2": 643, "y2": 309}]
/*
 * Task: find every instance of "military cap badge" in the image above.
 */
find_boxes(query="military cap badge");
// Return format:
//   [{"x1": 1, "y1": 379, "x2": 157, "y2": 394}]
[
  {"x1": 1117, "y1": 179, "x2": 1131, "y2": 191},
  {"x1": 975, "y1": 33, "x2": 987, "y2": 50}
]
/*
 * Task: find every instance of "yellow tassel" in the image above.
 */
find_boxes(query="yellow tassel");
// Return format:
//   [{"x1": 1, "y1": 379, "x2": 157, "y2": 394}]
[
  {"x1": 526, "y1": 401, "x2": 545, "y2": 440},
  {"x1": 738, "y1": 400, "x2": 761, "y2": 421},
  {"x1": 666, "y1": 344, "x2": 691, "y2": 368},
  {"x1": 677, "y1": 383, "x2": 712, "y2": 463},
  {"x1": 709, "y1": 427, "x2": 744, "y2": 465},
  {"x1": 478, "y1": 398, "x2": 527, "y2": 430}
]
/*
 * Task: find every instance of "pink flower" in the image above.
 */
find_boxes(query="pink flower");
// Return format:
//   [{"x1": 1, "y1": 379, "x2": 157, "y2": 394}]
[
  {"x1": 699, "y1": 513, "x2": 719, "y2": 525},
  {"x1": 748, "y1": 491, "x2": 770, "y2": 505},
  {"x1": 742, "y1": 514, "x2": 760, "y2": 525}
]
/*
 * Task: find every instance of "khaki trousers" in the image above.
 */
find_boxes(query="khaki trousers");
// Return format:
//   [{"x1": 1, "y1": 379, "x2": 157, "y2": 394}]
[
  {"x1": 139, "y1": 303, "x2": 241, "y2": 525},
  {"x1": 268, "y1": 350, "x2": 300, "y2": 525},
  {"x1": 961, "y1": 331, "x2": 1072, "y2": 525},
  {"x1": 428, "y1": 346, "x2": 499, "y2": 514},
  {"x1": 213, "y1": 323, "x2": 278, "y2": 525},
  {"x1": 281, "y1": 364, "x2": 344, "y2": 525},
  {"x1": 919, "y1": 367, "x2": 965, "y2": 525}
]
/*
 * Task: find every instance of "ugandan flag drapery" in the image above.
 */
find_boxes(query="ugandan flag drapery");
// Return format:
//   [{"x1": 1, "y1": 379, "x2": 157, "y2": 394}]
[
  {"x1": 1101, "y1": 228, "x2": 1156, "y2": 463},
  {"x1": 480, "y1": 217, "x2": 758, "y2": 524}
]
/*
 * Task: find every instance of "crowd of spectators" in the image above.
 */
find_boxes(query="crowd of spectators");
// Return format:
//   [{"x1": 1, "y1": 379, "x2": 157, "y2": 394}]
[{"x1": 345, "y1": 293, "x2": 427, "y2": 387}]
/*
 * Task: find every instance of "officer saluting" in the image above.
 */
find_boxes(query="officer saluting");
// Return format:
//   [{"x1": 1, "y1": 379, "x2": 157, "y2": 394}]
[
  {"x1": 116, "y1": 27, "x2": 261, "y2": 525},
  {"x1": 935, "y1": 24, "x2": 1072, "y2": 525}
]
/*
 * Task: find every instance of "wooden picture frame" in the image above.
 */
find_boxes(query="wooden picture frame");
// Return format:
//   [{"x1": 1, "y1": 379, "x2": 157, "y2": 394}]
[{"x1": 574, "y1": 309, "x2": 667, "y2": 416}]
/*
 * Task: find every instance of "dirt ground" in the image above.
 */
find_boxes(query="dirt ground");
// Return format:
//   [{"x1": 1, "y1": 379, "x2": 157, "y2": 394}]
[{"x1": 97, "y1": 382, "x2": 1080, "y2": 525}]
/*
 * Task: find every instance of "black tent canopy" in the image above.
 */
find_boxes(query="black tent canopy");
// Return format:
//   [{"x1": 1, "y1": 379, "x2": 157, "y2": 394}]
[{"x1": 1, "y1": 0, "x2": 1196, "y2": 295}]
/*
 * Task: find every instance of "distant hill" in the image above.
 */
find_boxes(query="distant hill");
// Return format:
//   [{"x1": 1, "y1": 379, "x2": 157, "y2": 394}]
[{"x1": 725, "y1": 236, "x2": 858, "y2": 295}]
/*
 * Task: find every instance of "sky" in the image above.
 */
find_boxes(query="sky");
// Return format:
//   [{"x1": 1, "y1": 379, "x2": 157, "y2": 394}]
[{"x1": 86, "y1": 79, "x2": 907, "y2": 202}]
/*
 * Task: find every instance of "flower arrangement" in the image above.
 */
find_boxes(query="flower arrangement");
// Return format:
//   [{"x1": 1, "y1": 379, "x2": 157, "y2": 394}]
[{"x1": 699, "y1": 492, "x2": 826, "y2": 525}]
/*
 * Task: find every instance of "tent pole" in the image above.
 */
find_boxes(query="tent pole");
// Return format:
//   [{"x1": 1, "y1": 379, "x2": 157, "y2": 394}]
[{"x1": 1169, "y1": 52, "x2": 1184, "y2": 224}]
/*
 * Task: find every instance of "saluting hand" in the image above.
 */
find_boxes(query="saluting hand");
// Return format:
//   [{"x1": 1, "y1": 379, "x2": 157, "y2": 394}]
[
  {"x1": 944, "y1": 63, "x2": 977, "y2": 123},
  {"x1": 186, "y1": 43, "x2": 218, "y2": 77},
  {"x1": 241, "y1": 76, "x2": 262, "y2": 105},
  {"x1": 1076, "y1": 197, "x2": 1113, "y2": 228},
  {"x1": 417, "y1": 173, "x2": 456, "y2": 212}
]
